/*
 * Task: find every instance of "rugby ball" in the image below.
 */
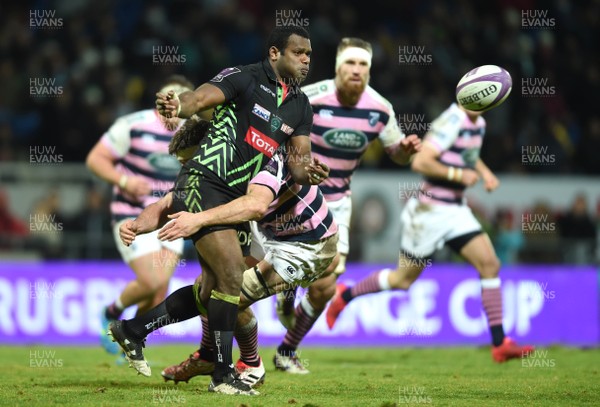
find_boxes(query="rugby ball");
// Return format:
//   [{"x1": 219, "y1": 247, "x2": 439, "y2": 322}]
[{"x1": 455, "y1": 65, "x2": 512, "y2": 112}]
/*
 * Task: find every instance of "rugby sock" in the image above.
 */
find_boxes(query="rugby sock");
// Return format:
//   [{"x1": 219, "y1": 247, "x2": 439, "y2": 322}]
[
  {"x1": 279, "y1": 295, "x2": 320, "y2": 354},
  {"x1": 208, "y1": 292, "x2": 239, "y2": 382},
  {"x1": 122, "y1": 285, "x2": 199, "y2": 341},
  {"x1": 481, "y1": 278, "x2": 505, "y2": 347},
  {"x1": 198, "y1": 315, "x2": 214, "y2": 361},
  {"x1": 235, "y1": 317, "x2": 260, "y2": 367},
  {"x1": 343, "y1": 268, "x2": 392, "y2": 302},
  {"x1": 105, "y1": 298, "x2": 125, "y2": 320}
]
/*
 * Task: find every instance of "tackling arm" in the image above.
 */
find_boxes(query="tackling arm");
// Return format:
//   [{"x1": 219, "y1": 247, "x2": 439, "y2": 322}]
[{"x1": 157, "y1": 184, "x2": 275, "y2": 241}]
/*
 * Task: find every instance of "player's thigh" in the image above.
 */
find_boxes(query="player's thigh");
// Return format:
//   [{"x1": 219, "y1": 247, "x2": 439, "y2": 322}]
[
  {"x1": 195, "y1": 229, "x2": 246, "y2": 294},
  {"x1": 157, "y1": 237, "x2": 184, "y2": 278}
]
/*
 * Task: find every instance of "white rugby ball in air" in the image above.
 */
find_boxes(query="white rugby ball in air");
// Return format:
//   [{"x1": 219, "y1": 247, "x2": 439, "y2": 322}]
[{"x1": 456, "y1": 65, "x2": 512, "y2": 112}]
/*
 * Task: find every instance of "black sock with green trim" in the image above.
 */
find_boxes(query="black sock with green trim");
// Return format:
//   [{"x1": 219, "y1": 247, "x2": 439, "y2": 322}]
[
  {"x1": 208, "y1": 295, "x2": 238, "y2": 383},
  {"x1": 123, "y1": 285, "x2": 198, "y2": 340}
]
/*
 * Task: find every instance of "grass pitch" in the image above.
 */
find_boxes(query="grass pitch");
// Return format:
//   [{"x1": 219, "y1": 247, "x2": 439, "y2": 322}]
[{"x1": 1, "y1": 344, "x2": 598, "y2": 406}]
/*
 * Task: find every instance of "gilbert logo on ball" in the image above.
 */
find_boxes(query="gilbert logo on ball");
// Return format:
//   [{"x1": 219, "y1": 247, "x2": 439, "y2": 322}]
[{"x1": 456, "y1": 65, "x2": 512, "y2": 112}]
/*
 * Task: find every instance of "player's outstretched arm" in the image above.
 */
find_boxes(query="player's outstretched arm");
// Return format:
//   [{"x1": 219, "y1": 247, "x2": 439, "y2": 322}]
[
  {"x1": 156, "y1": 83, "x2": 226, "y2": 119},
  {"x1": 386, "y1": 134, "x2": 422, "y2": 165},
  {"x1": 157, "y1": 185, "x2": 275, "y2": 241}
]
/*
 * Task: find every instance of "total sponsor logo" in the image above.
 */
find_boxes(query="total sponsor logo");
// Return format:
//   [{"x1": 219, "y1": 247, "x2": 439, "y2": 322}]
[{"x1": 245, "y1": 126, "x2": 278, "y2": 157}]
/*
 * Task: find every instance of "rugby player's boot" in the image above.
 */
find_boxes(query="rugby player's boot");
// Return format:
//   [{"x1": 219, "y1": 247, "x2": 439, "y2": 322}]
[
  {"x1": 161, "y1": 350, "x2": 214, "y2": 384},
  {"x1": 492, "y1": 337, "x2": 535, "y2": 363},
  {"x1": 235, "y1": 358, "x2": 265, "y2": 388},
  {"x1": 208, "y1": 372, "x2": 260, "y2": 395},
  {"x1": 325, "y1": 283, "x2": 348, "y2": 329},
  {"x1": 108, "y1": 320, "x2": 150, "y2": 377}
]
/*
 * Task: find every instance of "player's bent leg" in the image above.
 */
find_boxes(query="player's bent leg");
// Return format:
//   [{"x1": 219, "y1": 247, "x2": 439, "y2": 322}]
[
  {"x1": 140, "y1": 248, "x2": 180, "y2": 314},
  {"x1": 121, "y1": 252, "x2": 168, "y2": 310},
  {"x1": 326, "y1": 251, "x2": 426, "y2": 329},
  {"x1": 194, "y1": 230, "x2": 257, "y2": 394},
  {"x1": 456, "y1": 232, "x2": 534, "y2": 362},
  {"x1": 274, "y1": 276, "x2": 335, "y2": 375},
  {"x1": 108, "y1": 285, "x2": 202, "y2": 376},
  {"x1": 388, "y1": 252, "x2": 428, "y2": 289}
]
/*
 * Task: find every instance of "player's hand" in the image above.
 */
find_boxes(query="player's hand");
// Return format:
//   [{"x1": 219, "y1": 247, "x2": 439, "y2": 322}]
[
  {"x1": 119, "y1": 220, "x2": 138, "y2": 246},
  {"x1": 305, "y1": 157, "x2": 329, "y2": 185},
  {"x1": 156, "y1": 90, "x2": 180, "y2": 118},
  {"x1": 158, "y1": 211, "x2": 203, "y2": 241},
  {"x1": 123, "y1": 175, "x2": 152, "y2": 200},
  {"x1": 401, "y1": 134, "x2": 422, "y2": 156},
  {"x1": 482, "y1": 172, "x2": 499, "y2": 192},
  {"x1": 460, "y1": 168, "x2": 480, "y2": 187}
]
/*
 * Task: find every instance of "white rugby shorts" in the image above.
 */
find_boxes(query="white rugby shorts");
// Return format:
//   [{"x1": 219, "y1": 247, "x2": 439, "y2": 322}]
[
  {"x1": 399, "y1": 197, "x2": 481, "y2": 258},
  {"x1": 250, "y1": 221, "x2": 338, "y2": 287},
  {"x1": 325, "y1": 195, "x2": 351, "y2": 255},
  {"x1": 112, "y1": 218, "x2": 184, "y2": 264}
]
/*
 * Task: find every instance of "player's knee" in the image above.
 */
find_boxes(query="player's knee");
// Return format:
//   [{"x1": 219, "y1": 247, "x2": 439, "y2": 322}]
[
  {"x1": 215, "y1": 264, "x2": 246, "y2": 294},
  {"x1": 393, "y1": 271, "x2": 415, "y2": 290},
  {"x1": 136, "y1": 273, "x2": 162, "y2": 293},
  {"x1": 308, "y1": 279, "x2": 336, "y2": 307},
  {"x1": 478, "y1": 255, "x2": 501, "y2": 278}
]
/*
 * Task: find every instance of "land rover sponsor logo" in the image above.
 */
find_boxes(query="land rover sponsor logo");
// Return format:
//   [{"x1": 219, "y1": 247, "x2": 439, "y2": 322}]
[
  {"x1": 147, "y1": 152, "x2": 181, "y2": 175},
  {"x1": 322, "y1": 129, "x2": 368, "y2": 150}
]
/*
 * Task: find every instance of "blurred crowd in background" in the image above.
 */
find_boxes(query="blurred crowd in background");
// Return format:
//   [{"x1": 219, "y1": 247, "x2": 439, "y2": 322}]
[
  {"x1": 2, "y1": 0, "x2": 598, "y2": 171},
  {"x1": 1, "y1": 0, "x2": 598, "y2": 263}
]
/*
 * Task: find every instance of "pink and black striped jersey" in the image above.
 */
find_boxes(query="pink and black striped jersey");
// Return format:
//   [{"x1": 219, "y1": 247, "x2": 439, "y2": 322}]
[
  {"x1": 250, "y1": 153, "x2": 337, "y2": 242},
  {"x1": 302, "y1": 79, "x2": 405, "y2": 201},
  {"x1": 419, "y1": 103, "x2": 486, "y2": 205},
  {"x1": 101, "y1": 109, "x2": 183, "y2": 222}
]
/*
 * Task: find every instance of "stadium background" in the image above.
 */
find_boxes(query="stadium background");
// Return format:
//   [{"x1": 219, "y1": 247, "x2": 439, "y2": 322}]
[{"x1": 1, "y1": 0, "x2": 599, "y2": 357}]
